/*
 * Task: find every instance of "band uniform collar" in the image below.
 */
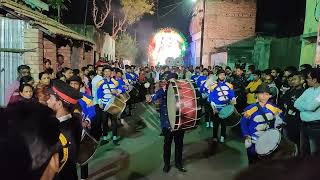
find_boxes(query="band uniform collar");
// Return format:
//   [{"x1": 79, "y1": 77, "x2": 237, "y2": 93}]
[{"x1": 57, "y1": 114, "x2": 72, "y2": 123}]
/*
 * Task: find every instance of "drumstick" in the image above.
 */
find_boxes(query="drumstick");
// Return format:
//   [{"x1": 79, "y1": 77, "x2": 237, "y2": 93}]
[{"x1": 120, "y1": 118, "x2": 130, "y2": 129}]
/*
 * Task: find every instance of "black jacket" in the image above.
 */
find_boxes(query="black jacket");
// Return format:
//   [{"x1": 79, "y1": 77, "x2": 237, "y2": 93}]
[{"x1": 55, "y1": 115, "x2": 82, "y2": 180}]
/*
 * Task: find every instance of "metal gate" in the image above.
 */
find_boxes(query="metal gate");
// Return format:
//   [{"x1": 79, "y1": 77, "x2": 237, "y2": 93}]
[{"x1": 0, "y1": 17, "x2": 25, "y2": 106}]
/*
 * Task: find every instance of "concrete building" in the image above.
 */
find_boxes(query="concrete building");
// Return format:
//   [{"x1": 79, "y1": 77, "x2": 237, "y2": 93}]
[{"x1": 300, "y1": 0, "x2": 319, "y2": 66}]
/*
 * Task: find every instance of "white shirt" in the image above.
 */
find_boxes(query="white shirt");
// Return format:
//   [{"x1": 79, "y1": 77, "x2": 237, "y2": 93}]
[{"x1": 92, "y1": 75, "x2": 103, "y2": 105}]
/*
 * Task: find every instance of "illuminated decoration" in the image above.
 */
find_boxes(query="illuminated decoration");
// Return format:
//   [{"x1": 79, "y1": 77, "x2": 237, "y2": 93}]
[{"x1": 148, "y1": 28, "x2": 188, "y2": 66}]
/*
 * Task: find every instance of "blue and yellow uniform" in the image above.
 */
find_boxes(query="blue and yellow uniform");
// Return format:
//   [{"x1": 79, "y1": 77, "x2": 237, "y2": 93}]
[
  {"x1": 196, "y1": 75, "x2": 208, "y2": 90},
  {"x1": 151, "y1": 88, "x2": 170, "y2": 129},
  {"x1": 240, "y1": 102, "x2": 284, "y2": 155},
  {"x1": 125, "y1": 72, "x2": 136, "y2": 84},
  {"x1": 190, "y1": 72, "x2": 200, "y2": 83},
  {"x1": 97, "y1": 78, "x2": 125, "y2": 111},
  {"x1": 79, "y1": 93, "x2": 96, "y2": 122},
  {"x1": 208, "y1": 81, "x2": 235, "y2": 111},
  {"x1": 116, "y1": 77, "x2": 129, "y2": 94}
]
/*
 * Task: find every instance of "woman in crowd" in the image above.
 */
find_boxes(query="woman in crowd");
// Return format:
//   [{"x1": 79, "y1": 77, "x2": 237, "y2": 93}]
[{"x1": 8, "y1": 75, "x2": 34, "y2": 104}]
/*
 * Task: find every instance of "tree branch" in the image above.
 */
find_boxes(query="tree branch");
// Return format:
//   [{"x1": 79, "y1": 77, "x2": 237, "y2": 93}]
[{"x1": 93, "y1": 0, "x2": 112, "y2": 29}]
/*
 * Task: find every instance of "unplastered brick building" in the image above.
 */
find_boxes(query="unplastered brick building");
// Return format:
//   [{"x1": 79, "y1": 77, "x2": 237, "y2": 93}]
[{"x1": 189, "y1": 0, "x2": 256, "y2": 66}]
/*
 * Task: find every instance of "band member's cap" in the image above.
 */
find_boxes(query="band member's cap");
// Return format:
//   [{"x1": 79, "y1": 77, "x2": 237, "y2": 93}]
[
  {"x1": 49, "y1": 80, "x2": 81, "y2": 104},
  {"x1": 255, "y1": 84, "x2": 271, "y2": 94},
  {"x1": 67, "y1": 75, "x2": 84, "y2": 86}
]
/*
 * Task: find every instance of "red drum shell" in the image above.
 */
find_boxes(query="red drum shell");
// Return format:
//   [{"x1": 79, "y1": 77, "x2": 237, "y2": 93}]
[{"x1": 167, "y1": 80, "x2": 198, "y2": 131}]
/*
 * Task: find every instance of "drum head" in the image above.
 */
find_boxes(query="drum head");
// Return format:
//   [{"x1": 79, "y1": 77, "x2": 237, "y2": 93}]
[
  {"x1": 256, "y1": 129, "x2": 281, "y2": 156},
  {"x1": 167, "y1": 82, "x2": 178, "y2": 129},
  {"x1": 218, "y1": 105, "x2": 234, "y2": 119}
]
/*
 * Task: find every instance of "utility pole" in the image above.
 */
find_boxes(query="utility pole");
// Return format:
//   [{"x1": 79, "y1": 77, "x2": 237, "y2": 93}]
[
  {"x1": 83, "y1": 0, "x2": 89, "y2": 36},
  {"x1": 199, "y1": 0, "x2": 205, "y2": 65}
]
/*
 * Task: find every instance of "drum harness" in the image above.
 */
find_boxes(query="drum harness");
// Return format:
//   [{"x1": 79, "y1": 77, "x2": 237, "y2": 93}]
[
  {"x1": 217, "y1": 83, "x2": 231, "y2": 107},
  {"x1": 256, "y1": 103, "x2": 275, "y2": 129}
]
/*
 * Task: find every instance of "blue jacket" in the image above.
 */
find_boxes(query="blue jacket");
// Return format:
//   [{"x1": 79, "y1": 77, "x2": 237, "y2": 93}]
[
  {"x1": 191, "y1": 72, "x2": 200, "y2": 83},
  {"x1": 208, "y1": 81, "x2": 235, "y2": 111},
  {"x1": 125, "y1": 72, "x2": 136, "y2": 84},
  {"x1": 240, "y1": 102, "x2": 284, "y2": 143},
  {"x1": 97, "y1": 78, "x2": 125, "y2": 111},
  {"x1": 196, "y1": 75, "x2": 207, "y2": 91},
  {"x1": 115, "y1": 77, "x2": 129, "y2": 93},
  {"x1": 152, "y1": 88, "x2": 171, "y2": 129},
  {"x1": 79, "y1": 93, "x2": 96, "y2": 122}
]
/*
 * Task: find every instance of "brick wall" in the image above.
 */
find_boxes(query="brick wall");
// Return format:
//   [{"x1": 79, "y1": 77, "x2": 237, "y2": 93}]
[
  {"x1": 57, "y1": 45, "x2": 71, "y2": 68},
  {"x1": 190, "y1": 0, "x2": 256, "y2": 66},
  {"x1": 24, "y1": 28, "x2": 43, "y2": 82},
  {"x1": 83, "y1": 49, "x2": 94, "y2": 67},
  {"x1": 43, "y1": 37, "x2": 57, "y2": 70}
]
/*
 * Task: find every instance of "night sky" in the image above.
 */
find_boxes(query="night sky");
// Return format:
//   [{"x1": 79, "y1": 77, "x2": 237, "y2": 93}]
[
  {"x1": 62, "y1": 0, "x2": 306, "y2": 38},
  {"x1": 60, "y1": 0, "x2": 306, "y2": 61}
]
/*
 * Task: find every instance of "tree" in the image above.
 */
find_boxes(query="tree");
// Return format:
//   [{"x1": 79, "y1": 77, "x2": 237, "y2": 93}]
[
  {"x1": 92, "y1": 0, "x2": 153, "y2": 38},
  {"x1": 112, "y1": 0, "x2": 154, "y2": 38},
  {"x1": 47, "y1": 0, "x2": 70, "y2": 22},
  {"x1": 92, "y1": 0, "x2": 112, "y2": 29},
  {"x1": 115, "y1": 33, "x2": 139, "y2": 61}
]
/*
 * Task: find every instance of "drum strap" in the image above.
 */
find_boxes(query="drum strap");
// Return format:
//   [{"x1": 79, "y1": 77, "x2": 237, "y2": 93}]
[
  {"x1": 105, "y1": 80, "x2": 113, "y2": 94},
  {"x1": 256, "y1": 103, "x2": 274, "y2": 128},
  {"x1": 217, "y1": 83, "x2": 229, "y2": 103}
]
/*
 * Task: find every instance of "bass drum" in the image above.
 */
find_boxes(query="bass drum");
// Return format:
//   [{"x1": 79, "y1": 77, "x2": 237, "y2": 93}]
[
  {"x1": 255, "y1": 129, "x2": 296, "y2": 160},
  {"x1": 78, "y1": 131, "x2": 98, "y2": 165},
  {"x1": 167, "y1": 79, "x2": 199, "y2": 131}
]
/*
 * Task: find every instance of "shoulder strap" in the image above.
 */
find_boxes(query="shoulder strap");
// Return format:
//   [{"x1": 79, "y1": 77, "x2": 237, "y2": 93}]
[
  {"x1": 256, "y1": 103, "x2": 272, "y2": 127},
  {"x1": 217, "y1": 82, "x2": 228, "y2": 102}
]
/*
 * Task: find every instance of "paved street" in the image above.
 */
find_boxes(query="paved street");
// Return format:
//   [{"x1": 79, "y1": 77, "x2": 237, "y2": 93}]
[{"x1": 86, "y1": 103, "x2": 249, "y2": 180}]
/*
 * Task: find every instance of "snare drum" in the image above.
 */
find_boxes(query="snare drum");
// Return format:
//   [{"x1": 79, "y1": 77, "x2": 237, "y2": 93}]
[
  {"x1": 118, "y1": 92, "x2": 131, "y2": 102},
  {"x1": 78, "y1": 131, "x2": 98, "y2": 165},
  {"x1": 255, "y1": 129, "x2": 296, "y2": 160},
  {"x1": 105, "y1": 96, "x2": 126, "y2": 115},
  {"x1": 218, "y1": 105, "x2": 241, "y2": 127},
  {"x1": 167, "y1": 79, "x2": 199, "y2": 131}
]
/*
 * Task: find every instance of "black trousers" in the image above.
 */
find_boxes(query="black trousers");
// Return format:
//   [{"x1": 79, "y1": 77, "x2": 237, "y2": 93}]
[
  {"x1": 80, "y1": 163, "x2": 88, "y2": 179},
  {"x1": 163, "y1": 129, "x2": 185, "y2": 167},
  {"x1": 203, "y1": 99, "x2": 213, "y2": 123},
  {"x1": 102, "y1": 111, "x2": 118, "y2": 137},
  {"x1": 301, "y1": 122, "x2": 320, "y2": 157},
  {"x1": 91, "y1": 105, "x2": 103, "y2": 141},
  {"x1": 285, "y1": 115, "x2": 301, "y2": 149},
  {"x1": 212, "y1": 113, "x2": 226, "y2": 139}
]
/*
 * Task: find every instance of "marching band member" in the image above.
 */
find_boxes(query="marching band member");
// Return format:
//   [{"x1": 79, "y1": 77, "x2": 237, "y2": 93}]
[
  {"x1": 240, "y1": 84, "x2": 284, "y2": 165},
  {"x1": 208, "y1": 69, "x2": 236, "y2": 143},
  {"x1": 68, "y1": 75, "x2": 96, "y2": 126},
  {"x1": 47, "y1": 80, "x2": 82, "y2": 180},
  {"x1": 97, "y1": 66, "x2": 125, "y2": 146},
  {"x1": 197, "y1": 69, "x2": 212, "y2": 128},
  {"x1": 146, "y1": 74, "x2": 187, "y2": 173},
  {"x1": 91, "y1": 65, "x2": 104, "y2": 141},
  {"x1": 190, "y1": 66, "x2": 201, "y2": 83},
  {"x1": 67, "y1": 75, "x2": 96, "y2": 180},
  {"x1": 115, "y1": 68, "x2": 130, "y2": 123}
]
